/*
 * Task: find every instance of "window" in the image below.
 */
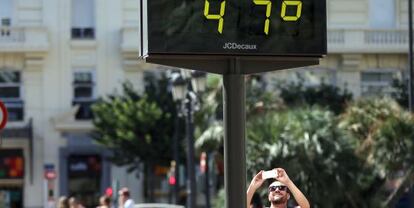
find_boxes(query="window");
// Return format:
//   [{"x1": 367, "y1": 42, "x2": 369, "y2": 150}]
[
  {"x1": 0, "y1": 149, "x2": 24, "y2": 179},
  {"x1": 0, "y1": 0, "x2": 12, "y2": 37},
  {"x1": 369, "y1": 0, "x2": 395, "y2": 28},
  {"x1": 71, "y1": 0, "x2": 95, "y2": 39},
  {"x1": 72, "y1": 71, "x2": 95, "y2": 120},
  {"x1": 0, "y1": 0, "x2": 12, "y2": 26},
  {"x1": 0, "y1": 149, "x2": 24, "y2": 208},
  {"x1": 0, "y1": 71, "x2": 23, "y2": 121},
  {"x1": 361, "y1": 71, "x2": 397, "y2": 97}
]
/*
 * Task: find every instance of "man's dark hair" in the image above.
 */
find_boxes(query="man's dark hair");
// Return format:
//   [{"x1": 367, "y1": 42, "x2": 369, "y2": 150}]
[
  {"x1": 104, "y1": 196, "x2": 111, "y2": 205},
  {"x1": 119, "y1": 187, "x2": 131, "y2": 197}
]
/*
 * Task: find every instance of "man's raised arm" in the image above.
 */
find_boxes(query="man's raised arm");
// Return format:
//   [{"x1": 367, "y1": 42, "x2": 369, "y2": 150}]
[
  {"x1": 274, "y1": 168, "x2": 310, "y2": 208},
  {"x1": 246, "y1": 170, "x2": 264, "y2": 208}
]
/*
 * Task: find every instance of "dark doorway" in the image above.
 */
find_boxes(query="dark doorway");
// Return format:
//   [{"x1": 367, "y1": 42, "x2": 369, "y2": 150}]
[{"x1": 67, "y1": 155, "x2": 101, "y2": 207}]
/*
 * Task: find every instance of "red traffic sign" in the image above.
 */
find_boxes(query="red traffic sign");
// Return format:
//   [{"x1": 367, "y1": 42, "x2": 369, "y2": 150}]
[
  {"x1": 44, "y1": 170, "x2": 57, "y2": 180},
  {"x1": 0, "y1": 101, "x2": 7, "y2": 130}
]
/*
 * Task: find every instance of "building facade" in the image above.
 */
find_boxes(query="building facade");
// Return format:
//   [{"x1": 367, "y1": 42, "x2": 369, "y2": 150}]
[
  {"x1": 269, "y1": 0, "x2": 410, "y2": 98},
  {"x1": 0, "y1": 0, "x2": 154, "y2": 207}
]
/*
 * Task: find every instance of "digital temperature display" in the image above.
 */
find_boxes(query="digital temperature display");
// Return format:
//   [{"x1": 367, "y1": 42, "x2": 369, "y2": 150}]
[{"x1": 142, "y1": 0, "x2": 326, "y2": 56}]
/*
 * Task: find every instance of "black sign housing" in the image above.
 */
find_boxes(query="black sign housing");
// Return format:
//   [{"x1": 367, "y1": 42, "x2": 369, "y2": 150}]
[{"x1": 141, "y1": 0, "x2": 326, "y2": 57}]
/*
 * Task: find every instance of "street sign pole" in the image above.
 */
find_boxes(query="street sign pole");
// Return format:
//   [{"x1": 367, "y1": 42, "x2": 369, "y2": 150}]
[
  {"x1": 409, "y1": 0, "x2": 413, "y2": 112},
  {"x1": 408, "y1": 0, "x2": 414, "y2": 206},
  {"x1": 185, "y1": 97, "x2": 197, "y2": 208},
  {"x1": 223, "y1": 61, "x2": 246, "y2": 208}
]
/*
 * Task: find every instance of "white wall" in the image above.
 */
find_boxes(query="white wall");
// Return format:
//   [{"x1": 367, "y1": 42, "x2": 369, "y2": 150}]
[
  {"x1": 111, "y1": 166, "x2": 144, "y2": 204},
  {"x1": 0, "y1": 0, "x2": 147, "y2": 207}
]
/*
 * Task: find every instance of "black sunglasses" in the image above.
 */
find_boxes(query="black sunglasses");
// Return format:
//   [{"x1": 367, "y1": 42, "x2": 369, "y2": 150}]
[{"x1": 268, "y1": 185, "x2": 287, "y2": 192}]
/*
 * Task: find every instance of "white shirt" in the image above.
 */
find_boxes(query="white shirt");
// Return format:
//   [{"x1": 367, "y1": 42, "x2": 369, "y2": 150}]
[{"x1": 123, "y1": 198, "x2": 135, "y2": 208}]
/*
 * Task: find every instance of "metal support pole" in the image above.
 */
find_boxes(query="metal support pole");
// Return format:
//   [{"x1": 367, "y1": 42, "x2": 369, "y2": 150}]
[
  {"x1": 409, "y1": 0, "x2": 414, "y2": 112},
  {"x1": 409, "y1": 0, "x2": 414, "y2": 205},
  {"x1": 185, "y1": 98, "x2": 197, "y2": 208},
  {"x1": 223, "y1": 65, "x2": 246, "y2": 208},
  {"x1": 173, "y1": 112, "x2": 180, "y2": 204}
]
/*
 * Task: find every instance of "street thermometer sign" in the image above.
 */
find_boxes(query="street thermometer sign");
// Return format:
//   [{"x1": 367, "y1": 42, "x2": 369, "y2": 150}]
[
  {"x1": 141, "y1": 0, "x2": 326, "y2": 60},
  {"x1": 140, "y1": 0, "x2": 326, "y2": 208}
]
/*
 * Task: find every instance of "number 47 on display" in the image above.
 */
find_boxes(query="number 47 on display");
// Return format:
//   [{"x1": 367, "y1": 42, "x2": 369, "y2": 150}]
[{"x1": 204, "y1": 0, "x2": 303, "y2": 34}]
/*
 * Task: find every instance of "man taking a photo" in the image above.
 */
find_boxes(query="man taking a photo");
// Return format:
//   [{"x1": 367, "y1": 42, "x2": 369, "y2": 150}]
[{"x1": 247, "y1": 168, "x2": 310, "y2": 208}]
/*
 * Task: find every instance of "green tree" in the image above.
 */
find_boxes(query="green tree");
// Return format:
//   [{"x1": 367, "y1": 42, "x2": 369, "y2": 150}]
[
  {"x1": 246, "y1": 75, "x2": 284, "y2": 117},
  {"x1": 92, "y1": 74, "x2": 179, "y2": 201},
  {"x1": 340, "y1": 98, "x2": 414, "y2": 207},
  {"x1": 246, "y1": 107, "x2": 382, "y2": 208},
  {"x1": 278, "y1": 80, "x2": 352, "y2": 114},
  {"x1": 200, "y1": 78, "x2": 414, "y2": 207},
  {"x1": 195, "y1": 75, "x2": 283, "y2": 188}
]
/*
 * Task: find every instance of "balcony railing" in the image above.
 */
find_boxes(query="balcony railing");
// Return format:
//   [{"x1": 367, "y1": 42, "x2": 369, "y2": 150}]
[
  {"x1": 0, "y1": 27, "x2": 24, "y2": 43},
  {"x1": 328, "y1": 29, "x2": 409, "y2": 53},
  {"x1": 0, "y1": 26, "x2": 49, "y2": 52},
  {"x1": 365, "y1": 30, "x2": 408, "y2": 45}
]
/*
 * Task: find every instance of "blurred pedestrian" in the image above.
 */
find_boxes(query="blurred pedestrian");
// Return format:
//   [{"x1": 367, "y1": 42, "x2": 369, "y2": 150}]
[
  {"x1": 97, "y1": 195, "x2": 111, "y2": 208},
  {"x1": 247, "y1": 168, "x2": 310, "y2": 208},
  {"x1": 58, "y1": 196, "x2": 69, "y2": 208},
  {"x1": 118, "y1": 187, "x2": 134, "y2": 208},
  {"x1": 69, "y1": 197, "x2": 85, "y2": 208}
]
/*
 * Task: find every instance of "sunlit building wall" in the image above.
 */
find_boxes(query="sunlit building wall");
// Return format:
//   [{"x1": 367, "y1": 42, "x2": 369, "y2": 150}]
[
  {"x1": 0, "y1": 0, "x2": 153, "y2": 207},
  {"x1": 268, "y1": 0, "x2": 409, "y2": 98}
]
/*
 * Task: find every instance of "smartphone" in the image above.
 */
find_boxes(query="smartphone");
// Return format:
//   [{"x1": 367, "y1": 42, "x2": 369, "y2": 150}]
[{"x1": 262, "y1": 170, "x2": 277, "y2": 179}]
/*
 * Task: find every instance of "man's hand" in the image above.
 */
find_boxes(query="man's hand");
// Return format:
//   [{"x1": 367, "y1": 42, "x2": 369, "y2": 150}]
[
  {"x1": 273, "y1": 168, "x2": 310, "y2": 208},
  {"x1": 274, "y1": 168, "x2": 291, "y2": 185},
  {"x1": 249, "y1": 170, "x2": 265, "y2": 191}
]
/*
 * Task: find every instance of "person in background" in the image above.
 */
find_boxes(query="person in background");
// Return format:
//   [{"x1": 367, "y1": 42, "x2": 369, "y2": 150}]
[
  {"x1": 57, "y1": 196, "x2": 69, "y2": 208},
  {"x1": 69, "y1": 197, "x2": 85, "y2": 208},
  {"x1": 118, "y1": 187, "x2": 135, "y2": 208},
  {"x1": 247, "y1": 168, "x2": 310, "y2": 208},
  {"x1": 97, "y1": 195, "x2": 111, "y2": 208}
]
